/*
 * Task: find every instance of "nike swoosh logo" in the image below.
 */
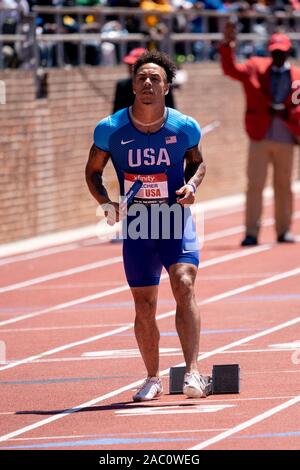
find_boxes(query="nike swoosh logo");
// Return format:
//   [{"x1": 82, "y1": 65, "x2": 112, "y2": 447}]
[{"x1": 121, "y1": 139, "x2": 135, "y2": 145}]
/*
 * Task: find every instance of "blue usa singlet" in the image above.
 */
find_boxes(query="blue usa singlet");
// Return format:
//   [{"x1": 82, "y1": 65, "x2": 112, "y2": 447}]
[{"x1": 94, "y1": 107, "x2": 201, "y2": 287}]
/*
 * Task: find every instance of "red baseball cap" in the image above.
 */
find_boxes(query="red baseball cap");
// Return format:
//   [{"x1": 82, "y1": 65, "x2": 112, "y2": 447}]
[
  {"x1": 268, "y1": 33, "x2": 291, "y2": 52},
  {"x1": 123, "y1": 48, "x2": 147, "y2": 65}
]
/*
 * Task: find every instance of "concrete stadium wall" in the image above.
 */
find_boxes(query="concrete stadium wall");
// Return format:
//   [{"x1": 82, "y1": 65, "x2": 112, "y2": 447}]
[{"x1": 0, "y1": 63, "x2": 298, "y2": 244}]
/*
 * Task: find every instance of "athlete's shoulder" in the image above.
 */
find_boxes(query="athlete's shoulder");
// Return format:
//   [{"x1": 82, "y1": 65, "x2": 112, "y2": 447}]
[
  {"x1": 110, "y1": 108, "x2": 130, "y2": 127},
  {"x1": 93, "y1": 109, "x2": 129, "y2": 151},
  {"x1": 167, "y1": 107, "x2": 188, "y2": 125},
  {"x1": 167, "y1": 108, "x2": 201, "y2": 148}
]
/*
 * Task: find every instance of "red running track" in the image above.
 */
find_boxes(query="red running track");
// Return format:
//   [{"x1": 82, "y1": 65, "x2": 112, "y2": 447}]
[{"x1": 0, "y1": 195, "x2": 299, "y2": 450}]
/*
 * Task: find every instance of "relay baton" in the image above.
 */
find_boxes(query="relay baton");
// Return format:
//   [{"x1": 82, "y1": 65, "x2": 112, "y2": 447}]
[{"x1": 119, "y1": 178, "x2": 143, "y2": 212}]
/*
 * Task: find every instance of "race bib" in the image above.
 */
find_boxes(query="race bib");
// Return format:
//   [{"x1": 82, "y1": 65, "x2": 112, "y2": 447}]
[{"x1": 124, "y1": 173, "x2": 168, "y2": 205}]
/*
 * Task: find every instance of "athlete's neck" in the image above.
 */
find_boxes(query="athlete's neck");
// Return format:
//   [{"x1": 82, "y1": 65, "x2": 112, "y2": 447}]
[{"x1": 130, "y1": 104, "x2": 166, "y2": 127}]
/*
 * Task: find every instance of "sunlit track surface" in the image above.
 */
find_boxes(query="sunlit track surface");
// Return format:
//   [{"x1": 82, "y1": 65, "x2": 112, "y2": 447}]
[{"x1": 0, "y1": 193, "x2": 300, "y2": 450}]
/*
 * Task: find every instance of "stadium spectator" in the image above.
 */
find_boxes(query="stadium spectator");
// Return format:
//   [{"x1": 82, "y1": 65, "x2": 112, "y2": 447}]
[{"x1": 220, "y1": 22, "x2": 300, "y2": 245}]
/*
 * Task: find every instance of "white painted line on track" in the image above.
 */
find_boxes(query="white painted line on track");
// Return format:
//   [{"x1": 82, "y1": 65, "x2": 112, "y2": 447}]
[
  {"x1": 1, "y1": 182, "x2": 299, "y2": 261},
  {"x1": 188, "y1": 395, "x2": 300, "y2": 450},
  {"x1": 0, "y1": 323, "x2": 129, "y2": 333},
  {"x1": 0, "y1": 285, "x2": 130, "y2": 328},
  {"x1": 0, "y1": 395, "x2": 296, "y2": 420},
  {"x1": 268, "y1": 341, "x2": 300, "y2": 350},
  {"x1": 115, "y1": 404, "x2": 235, "y2": 417},
  {"x1": 0, "y1": 225, "x2": 98, "y2": 259},
  {"x1": 6, "y1": 428, "x2": 229, "y2": 441},
  {"x1": 205, "y1": 210, "x2": 300, "y2": 242},
  {"x1": 0, "y1": 312, "x2": 300, "y2": 443},
  {"x1": 81, "y1": 348, "x2": 180, "y2": 358},
  {"x1": 0, "y1": 257, "x2": 122, "y2": 293},
  {"x1": 2, "y1": 204, "x2": 299, "y2": 294},
  {"x1": 200, "y1": 267, "x2": 300, "y2": 307},
  {"x1": 1, "y1": 201, "x2": 299, "y2": 294},
  {"x1": 4, "y1": 348, "x2": 299, "y2": 365},
  {"x1": 0, "y1": 260, "x2": 298, "y2": 375},
  {"x1": 0, "y1": 324, "x2": 134, "y2": 372},
  {"x1": 0, "y1": 227, "x2": 271, "y2": 295},
  {"x1": 0, "y1": 245, "x2": 269, "y2": 328},
  {"x1": 0, "y1": 244, "x2": 80, "y2": 267}
]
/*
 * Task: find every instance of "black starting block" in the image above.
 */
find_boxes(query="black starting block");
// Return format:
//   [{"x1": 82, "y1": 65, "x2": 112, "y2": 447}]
[{"x1": 169, "y1": 364, "x2": 240, "y2": 395}]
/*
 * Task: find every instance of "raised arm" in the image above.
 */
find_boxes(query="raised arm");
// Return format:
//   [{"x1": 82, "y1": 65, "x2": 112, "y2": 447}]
[{"x1": 220, "y1": 21, "x2": 249, "y2": 82}]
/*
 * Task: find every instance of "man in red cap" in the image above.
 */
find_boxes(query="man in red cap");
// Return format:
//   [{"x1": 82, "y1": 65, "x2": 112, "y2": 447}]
[
  {"x1": 220, "y1": 24, "x2": 300, "y2": 246},
  {"x1": 113, "y1": 48, "x2": 175, "y2": 112}
]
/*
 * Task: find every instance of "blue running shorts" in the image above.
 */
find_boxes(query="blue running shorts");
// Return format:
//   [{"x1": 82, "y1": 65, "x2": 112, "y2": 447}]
[{"x1": 122, "y1": 208, "x2": 199, "y2": 287}]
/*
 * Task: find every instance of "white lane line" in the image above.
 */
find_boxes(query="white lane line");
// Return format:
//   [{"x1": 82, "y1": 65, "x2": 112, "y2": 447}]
[
  {"x1": 0, "y1": 255, "x2": 296, "y2": 375},
  {"x1": 0, "y1": 324, "x2": 135, "y2": 372},
  {"x1": 3, "y1": 182, "x2": 299, "y2": 263},
  {"x1": 0, "y1": 204, "x2": 298, "y2": 292},
  {"x1": 5, "y1": 348, "x2": 299, "y2": 365},
  {"x1": 0, "y1": 225, "x2": 98, "y2": 259},
  {"x1": 0, "y1": 194, "x2": 246, "y2": 260},
  {"x1": 6, "y1": 428, "x2": 229, "y2": 442},
  {"x1": 0, "y1": 313, "x2": 299, "y2": 443},
  {"x1": 115, "y1": 404, "x2": 235, "y2": 417},
  {"x1": 82, "y1": 348, "x2": 180, "y2": 358},
  {"x1": 0, "y1": 323, "x2": 129, "y2": 333},
  {"x1": 197, "y1": 245, "x2": 269, "y2": 269},
  {"x1": 0, "y1": 228, "x2": 269, "y2": 295},
  {"x1": 0, "y1": 395, "x2": 295, "y2": 418},
  {"x1": 1, "y1": 206, "x2": 298, "y2": 294},
  {"x1": 183, "y1": 395, "x2": 297, "y2": 403},
  {"x1": 0, "y1": 257, "x2": 122, "y2": 293},
  {"x1": 188, "y1": 395, "x2": 300, "y2": 450},
  {"x1": 268, "y1": 341, "x2": 300, "y2": 350},
  {"x1": 0, "y1": 243, "x2": 80, "y2": 268},
  {"x1": 200, "y1": 267, "x2": 300, "y2": 307},
  {"x1": 0, "y1": 284, "x2": 130, "y2": 328},
  {"x1": 0, "y1": 245, "x2": 268, "y2": 328},
  {"x1": 205, "y1": 210, "x2": 300, "y2": 242}
]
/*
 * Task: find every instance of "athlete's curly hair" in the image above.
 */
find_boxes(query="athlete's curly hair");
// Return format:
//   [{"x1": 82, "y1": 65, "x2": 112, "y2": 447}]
[{"x1": 133, "y1": 51, "x2": 177, "y2": 84}]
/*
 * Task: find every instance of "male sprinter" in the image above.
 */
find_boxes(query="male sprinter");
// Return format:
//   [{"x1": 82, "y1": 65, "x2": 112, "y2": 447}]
[{"x1": 85, "y1": 51, "x2": 207, "y2": 401}]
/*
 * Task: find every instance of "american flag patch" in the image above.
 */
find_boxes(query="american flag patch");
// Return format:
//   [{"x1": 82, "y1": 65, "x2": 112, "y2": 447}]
[{"x1": 165, "y1": 135, "x2": 177, "y2": 144}]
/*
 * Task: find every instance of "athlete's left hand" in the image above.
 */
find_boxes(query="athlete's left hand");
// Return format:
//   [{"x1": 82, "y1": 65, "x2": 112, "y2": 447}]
[{"x1": 176, "y1": 185, "x2": 195, "y2": 206}]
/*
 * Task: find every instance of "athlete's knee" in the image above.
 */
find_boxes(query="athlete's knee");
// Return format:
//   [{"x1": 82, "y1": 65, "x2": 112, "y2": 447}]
[
  {"x1": 134, "y1": 296, "x2": 157, "y2": 316},
  {"x1": 172, "y1": 272, "x2": 195, "y2": 302}
]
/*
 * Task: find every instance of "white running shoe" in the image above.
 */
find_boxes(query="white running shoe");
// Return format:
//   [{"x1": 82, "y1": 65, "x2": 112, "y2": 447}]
[
  {"x1": 183, "y1": 372, "x2": 209, "y2": 398},
  {"x1": 133, "y1": 377, "x2": 163, "y2": 402}
]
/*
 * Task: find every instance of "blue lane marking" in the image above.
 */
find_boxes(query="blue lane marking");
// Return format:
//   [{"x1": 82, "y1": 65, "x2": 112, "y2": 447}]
[
  {"x1": 234, "y1": 430, "x2": 300, "y2": 440},
  {"x1": 0, "y1": 299, "x2": 175, "y2": 315},
  {"x1": 202, "y1": 328, "x2": 261, "y2": 335},
  {"x1": 0, "y1": 375, "x2": 135, "y2": 386},
  {"x1": 120, "y1": 328, "x2": 261, "y2": 337},
  {"x1": 228, "y1": 294, "x2": 300, "y2": 302},
  {"x1": 1, "y1": 437, "x2": 193, "y2": 450},
  {"x1": 2, "y1": 294, "x2": 298, "y2": 314},
  {"x1": 0, "y1": 303, "x2": 134, "y2": 314}
]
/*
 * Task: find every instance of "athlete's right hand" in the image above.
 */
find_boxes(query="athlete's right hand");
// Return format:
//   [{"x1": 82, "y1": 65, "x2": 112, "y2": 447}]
[{"x1": 102, "y1": 202, "x2": 123, "y2": 226}]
